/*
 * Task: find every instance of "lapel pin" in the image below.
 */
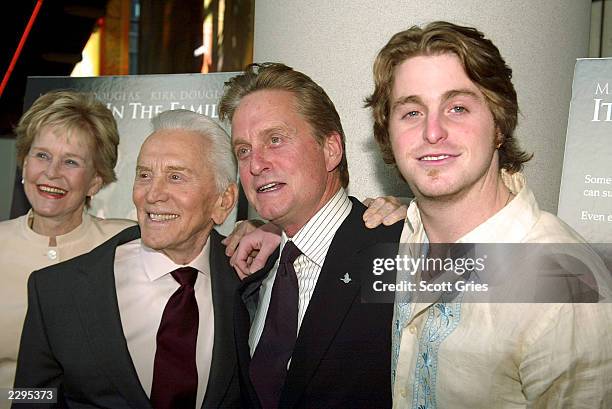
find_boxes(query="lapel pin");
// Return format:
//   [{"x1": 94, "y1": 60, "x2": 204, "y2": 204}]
[{"x1": 340, "y1": 273, "x2": 352, "y2": 284}]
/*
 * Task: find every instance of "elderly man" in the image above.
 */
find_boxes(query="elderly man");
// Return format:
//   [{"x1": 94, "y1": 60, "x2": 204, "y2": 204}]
[
  {"x1": 219, "y1": 63, "x2": 403, "y2": 409},
  {"x1": 14, "y1": 110, "x2": 241, "y2": 409},
  {"x1": 364, "y1": 21, "x2": 612, "y2": 408}
]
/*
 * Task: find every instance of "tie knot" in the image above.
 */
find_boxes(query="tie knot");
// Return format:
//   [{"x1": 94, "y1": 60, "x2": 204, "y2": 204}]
[
  {"x1": 279, "y1": 241, "x2": 301, "y2": 265},
  {"x1": 171, "y1": 266, "x2": 198, "y2": 287}
]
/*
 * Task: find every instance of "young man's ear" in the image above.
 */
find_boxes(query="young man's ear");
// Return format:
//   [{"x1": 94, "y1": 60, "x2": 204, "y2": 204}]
[
  {"x1": 323, "y1": 132, "x2": 343, "y2": 172},
  {"x1": 212, "y1": 183, "x2": 239, "y2": 225}
]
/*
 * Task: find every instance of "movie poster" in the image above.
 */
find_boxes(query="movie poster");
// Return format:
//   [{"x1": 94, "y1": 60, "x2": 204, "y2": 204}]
[
  {"x1": 558, "y1": 58, "x2": 612, "y2": 243},
  {"x1": 22, "y1": 72, "x2": 242, "y2": 235}
]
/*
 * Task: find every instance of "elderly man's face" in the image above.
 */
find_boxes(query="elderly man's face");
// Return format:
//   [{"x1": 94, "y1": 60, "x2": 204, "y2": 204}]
[
  {"x1": 230, "y1": 90, "x2": 340, "y2": 236},
  {"x1": 133, "y1": 129, "x2": 234, "y2": 264}
]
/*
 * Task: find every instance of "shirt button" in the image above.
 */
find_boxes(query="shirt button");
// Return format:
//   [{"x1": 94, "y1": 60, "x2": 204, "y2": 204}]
[
  {"x1": 400, "y1": 387, "x2": 407, "y2": 398},
  {"x1": 408, "y1": 325, "x2": 417, "y2": 334},
  {"x1": 47, "y1": 249, "x2": 57, "y2": 260}
]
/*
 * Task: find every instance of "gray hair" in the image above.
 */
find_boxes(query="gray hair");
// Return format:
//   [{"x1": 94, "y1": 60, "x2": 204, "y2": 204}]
[{"x1": 151, "y1": 109, "x2": 236, "y2": 192}]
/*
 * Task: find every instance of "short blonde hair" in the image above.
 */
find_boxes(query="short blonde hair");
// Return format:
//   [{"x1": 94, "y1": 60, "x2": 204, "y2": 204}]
[{"x1": 15, "y1": 90, "x2": 120, "y2": 191}]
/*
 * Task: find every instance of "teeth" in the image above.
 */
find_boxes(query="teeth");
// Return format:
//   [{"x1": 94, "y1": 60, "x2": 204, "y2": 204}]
[
  {"x1": 258, "y1": 183, "x2": 278, "y2": 192},
  {"x1": 39, "y1": 186, "x2": 67, "y2": 194},
  {"x1": 149, "y1": 213, "x2": 179, "y2": 221},
  {"x1": 421, "y1": 155, "x2": 450, "y2": 161}
]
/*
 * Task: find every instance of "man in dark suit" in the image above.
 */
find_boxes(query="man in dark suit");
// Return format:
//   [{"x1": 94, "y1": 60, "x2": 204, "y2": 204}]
[
  {"x1": 14, "y1": 110, "x2": 242, "y2": 409},
  {"x1": 219, "y1": 63, "x2": 403, "y2": 409}
]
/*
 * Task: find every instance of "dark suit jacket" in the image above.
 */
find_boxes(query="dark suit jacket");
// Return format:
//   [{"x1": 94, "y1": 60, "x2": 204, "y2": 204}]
[
  {"x1": 14, "y1": 225, "x2": 241, "y2": 409},
  {"x1": 235, "y1": 197, "x2": 403, "y2": 409}
]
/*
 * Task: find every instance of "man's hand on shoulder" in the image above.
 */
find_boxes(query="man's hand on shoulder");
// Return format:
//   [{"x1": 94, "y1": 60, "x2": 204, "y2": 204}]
[
  {"x1": 222, "y1": 220, "x2": 281, "y2": 279},
  {"x1": 362, "y1": 196, "x2": 408, "y2": 228},
  {"x1": 222, "y1": 219, "x2": 266, "y2": 257}
]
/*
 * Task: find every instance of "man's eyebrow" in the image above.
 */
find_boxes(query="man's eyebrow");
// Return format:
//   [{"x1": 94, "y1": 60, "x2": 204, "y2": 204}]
[
  {"x1": 391, "y1": 95, "x2": 423, "y2": 110},
  {"x1": 442, "y1": 89, "x2": 481, "y2": 103},
  {"x1": 135, "y1": 165, "x2": 191, "y2": 173},
  {"x1": 231, "y1": 125, "x2": 291, "y2": 146},
  {"x1": 262, "y1": 125, "x2": 289, "y2": 135},
  {"x1": 166, "y1": 165, "x2": 190, "y2": 173},
  {"x1": 232, "y1": 135, "x2": 247, "y2": 147}
]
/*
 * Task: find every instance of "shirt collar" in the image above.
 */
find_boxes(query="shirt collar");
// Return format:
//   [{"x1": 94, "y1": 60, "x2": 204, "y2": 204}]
[
  {"x1": 458, "y1": 171, "x2": 539, "y2": 243},
  {"x1": 404, "y1": 198, "x2": 421, "y2": 238},
  {"x1": 281, "y1": 188, "x2": 352, "y2": 267},
  {"x1": 403, "y1": 171, "x2": 540, "y2": 243},
  {"x1": 140, "y1": 236, "x2": 211, "y2": 281}
]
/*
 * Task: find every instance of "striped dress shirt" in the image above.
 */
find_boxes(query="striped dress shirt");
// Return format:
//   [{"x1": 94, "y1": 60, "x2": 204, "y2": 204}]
[{"x1": 249, "y1": 188, "x2": 352, "y2": 354}]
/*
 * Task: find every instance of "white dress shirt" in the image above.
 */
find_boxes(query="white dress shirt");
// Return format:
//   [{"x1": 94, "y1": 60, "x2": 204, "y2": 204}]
[
  {"x1": 249, "y1": 188, "x2": 352, "y2": 354},
  {"x1": 114, "y1": 238, "x2": 214, "y2": 409}
]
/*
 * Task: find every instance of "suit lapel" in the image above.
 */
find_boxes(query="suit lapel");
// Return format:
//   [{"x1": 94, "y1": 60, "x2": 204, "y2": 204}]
[
  {"x1": 202, "y1": 230, "x2": 240, "y2": 408},
  {"x1": 234, "y1": 291, "x2": 260, "y2": 408},
  {"x1": 71, "y1": 225, "x2": 152, "y2": 409},
  {"x1": 280, "y1": 200, "x2": 366, "y2": 408}
]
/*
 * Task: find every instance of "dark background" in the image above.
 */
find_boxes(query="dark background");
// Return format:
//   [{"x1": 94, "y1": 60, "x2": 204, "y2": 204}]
[{"x1": 2, "y1": 0, "x2": 253, "y2": 219}]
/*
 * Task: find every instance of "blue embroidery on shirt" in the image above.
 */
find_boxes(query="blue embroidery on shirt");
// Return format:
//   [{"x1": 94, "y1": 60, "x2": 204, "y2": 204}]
[
  {"x1": 392, "y1": 243, "x2": 423, "y2": 385},
  {"x1": 392, "y1": 300, "x2": 412, "y2": 384},
  {"x1": 411, "y1": 296, "x2": 463, "y2": 409},
  {"x1": 392, "y1": 252, "x2": 415, "y2": 386}
]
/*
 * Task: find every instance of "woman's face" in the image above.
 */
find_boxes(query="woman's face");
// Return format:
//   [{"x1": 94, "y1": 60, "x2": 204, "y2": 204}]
[{"x1": 22, "y1": 125, "x2": 102, "y2": 224}]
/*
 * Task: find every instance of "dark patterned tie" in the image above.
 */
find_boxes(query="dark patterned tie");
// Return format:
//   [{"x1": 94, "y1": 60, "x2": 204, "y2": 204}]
[
  {"x1": 249, "y1": 240, "x2": 302, "y2": 409},
  {"x1": 151, "y1": 267, "x2": 199, "y2": 409}
]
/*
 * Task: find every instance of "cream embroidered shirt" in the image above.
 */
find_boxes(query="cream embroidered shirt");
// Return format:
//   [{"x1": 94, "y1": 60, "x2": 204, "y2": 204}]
[{"x1": 392, "y1": 172, "x2": 612, "y2": 409}]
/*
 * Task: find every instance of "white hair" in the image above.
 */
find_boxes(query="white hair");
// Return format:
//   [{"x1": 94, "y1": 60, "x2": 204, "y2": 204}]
[{"x1": 151, "y1": 109, "x2": 236, "y2": 192}]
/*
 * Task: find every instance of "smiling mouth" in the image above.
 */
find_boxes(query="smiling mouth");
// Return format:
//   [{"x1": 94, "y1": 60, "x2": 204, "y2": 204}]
[
  {"x1": 257, "y1": 182, "x2": 284, "y2": 193},
  {"x1": 38, "y1": 185, "x2": 67, "y2": 197},
  {"x1": 148, "y1": 213, "x2": 179, "y2": 221},
  {"x1": 420, "y1": 154, "x2": 451, "y2": 161}
]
